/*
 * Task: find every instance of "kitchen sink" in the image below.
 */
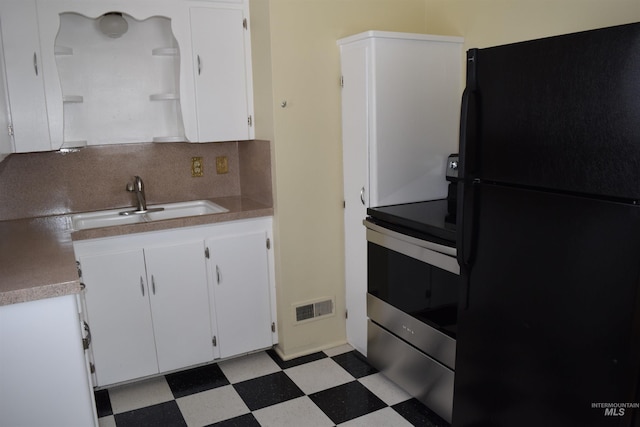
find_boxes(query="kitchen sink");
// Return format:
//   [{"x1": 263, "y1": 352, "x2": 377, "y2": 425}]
[
  {"x1": 145, "y1": 200, "x2": 228, "y2": 221},
  {"x1": 71, "y1": 200, "x2": 228, "y2": 231}
]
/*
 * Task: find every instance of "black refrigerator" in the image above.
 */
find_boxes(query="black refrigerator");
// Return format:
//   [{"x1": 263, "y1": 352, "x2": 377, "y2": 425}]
[{"x1": 454, "y1": 23, "x2": 640, "y2": 427}]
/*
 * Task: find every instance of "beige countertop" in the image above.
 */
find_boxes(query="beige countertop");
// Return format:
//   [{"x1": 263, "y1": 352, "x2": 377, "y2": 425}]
[{"x1": 0, "y1": 196, "x2": 273, "y2": 307}]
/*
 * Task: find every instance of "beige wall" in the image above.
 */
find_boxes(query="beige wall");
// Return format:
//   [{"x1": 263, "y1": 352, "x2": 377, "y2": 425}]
[
  {"x1": 252, "y1": 0, "x2": 640, "y2": 358},
  {"x1": 425, "y1": 0, "x2": 640, "y2": 50},
  {"x1": 251, "y1": 0, "x2": 428, "y2": 358}
]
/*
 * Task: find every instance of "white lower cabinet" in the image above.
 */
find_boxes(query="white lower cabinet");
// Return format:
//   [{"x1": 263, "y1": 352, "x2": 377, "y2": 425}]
[
  {"x1": 0, "y1": 295, "x2": 97, "y2": 426},
  {"x1": 145, "y1": 242, "x2": 214, "y2": 373},
  {"x1": 80, "y1": 249, "x2": 159, "y2": 386},
  {"x1": 206, "y1": 230, "x2": 273, "y2": 359},
  {"x1": 79, "y1": 240, "x2": 212, "y2": 386},
  {"x1": 74, "y1": 218, "x2": 276, "y2": 387}
]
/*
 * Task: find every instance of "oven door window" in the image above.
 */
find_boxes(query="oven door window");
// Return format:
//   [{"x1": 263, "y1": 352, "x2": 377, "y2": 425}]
[{"x1": 368, "y1": 242, "x2": 459, "y2": 338}]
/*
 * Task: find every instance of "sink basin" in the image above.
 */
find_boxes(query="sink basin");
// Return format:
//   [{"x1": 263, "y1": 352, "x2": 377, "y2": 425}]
[
  {"x1": 72, "y1": 209, "x2": 146, "y2": 230},
  {"x1": 71, "y1": 200, "x2": 229, "y2": 231},
  {"x1": 145, "y1": 200, "x2": 228, "y2": 221}
]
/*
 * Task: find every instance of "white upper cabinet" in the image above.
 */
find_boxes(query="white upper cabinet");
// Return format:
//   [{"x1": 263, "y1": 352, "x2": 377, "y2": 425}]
[
  {"x1": 190, "y1": 6, "x2": 254, "y2": 142},
  {"x1": 0, "y1": 0, "x2": 52, "y2": 152},
  {"x1": 0, "y1": 0, "x2": 254, "y2": 153},
  {"x1": 0, "y1": 25, "x2": 13, "y2": 160}
]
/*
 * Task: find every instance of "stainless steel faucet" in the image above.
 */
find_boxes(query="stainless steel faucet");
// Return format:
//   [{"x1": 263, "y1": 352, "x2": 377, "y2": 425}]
[
  {"x1": 126, "y1": 176, "x2": 147, "y2": 212},
  {"x1": 120, "y1": 176, "x2": 163, "y2": 216}
]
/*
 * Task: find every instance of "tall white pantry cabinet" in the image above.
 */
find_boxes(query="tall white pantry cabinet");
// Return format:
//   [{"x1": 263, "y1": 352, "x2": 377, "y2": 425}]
[{"x1": 338, "y1": 31, "x2": 463, "y2": 356}]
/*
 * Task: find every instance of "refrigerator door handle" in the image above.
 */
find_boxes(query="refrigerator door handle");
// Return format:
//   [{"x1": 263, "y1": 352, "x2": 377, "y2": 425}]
[
  {"x1": 458, "y1": 88, "x2": 471, "y2": 182},
  {"x1": 457, "y1": 54, "x2": 480, "y2": 311},
  {"x1": 457, "y1": 86, "x2": 478, "y2": 269},
  {"x1": 458, "y1": 49, "x2": 478, "y2": 183}
]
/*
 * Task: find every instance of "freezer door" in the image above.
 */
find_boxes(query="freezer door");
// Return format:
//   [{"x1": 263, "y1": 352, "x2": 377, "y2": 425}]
[
  {"x1": 466, "y1": 23, "x2": 640, "y2": 200},
  {"x1": 453, "y1": 183, "x2": 640, "y2": 427}
]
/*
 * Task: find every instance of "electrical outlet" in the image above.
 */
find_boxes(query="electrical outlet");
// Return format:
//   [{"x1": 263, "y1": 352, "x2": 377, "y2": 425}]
[
  {"x1": 191, "y1": 157, "x2": 204, "y2": 177},
  {"x1": 216, "y1": 156, "x2": 228, "y2": 174}
]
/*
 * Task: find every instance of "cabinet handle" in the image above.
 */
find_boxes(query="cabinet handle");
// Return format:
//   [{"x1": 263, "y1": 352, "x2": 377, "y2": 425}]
[
  {"x1": 152, "y1": 275, "x2": 156, "y2": 295},
  {"x1": 140, "y1": 276, "x2": 145, "y2": 296},
  {"x1": 197, "y1": 55, "x2": 202, "y2": 75},
  {"x1": 82, "y1": 321, "x2": 92, "y2": 350},
  {"x1": 360, "y1": 187, "x2": 365, "y2": 205},
  {"x1": 33, "y1": 52, "x2": 38, "y2": 76},
  {"x1": 216, "y1": 265, "x2": 221, "y2": 284}
]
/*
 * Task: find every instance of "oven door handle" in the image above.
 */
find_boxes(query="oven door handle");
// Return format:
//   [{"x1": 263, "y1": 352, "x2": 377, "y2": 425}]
[{"x1": 365, "y1": 223, "x2": 459, "y2": 275}]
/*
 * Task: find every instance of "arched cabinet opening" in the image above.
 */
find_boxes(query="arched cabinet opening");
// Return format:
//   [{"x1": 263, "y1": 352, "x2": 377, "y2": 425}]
[{"x1": 54, "y1": 12, "x2": 185, "y2": 148}]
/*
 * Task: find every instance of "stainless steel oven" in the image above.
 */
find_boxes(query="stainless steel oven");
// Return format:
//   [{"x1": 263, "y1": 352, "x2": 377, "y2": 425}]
[{"x1": 364, "y1": 198, "x2": 459, "y2": 424}]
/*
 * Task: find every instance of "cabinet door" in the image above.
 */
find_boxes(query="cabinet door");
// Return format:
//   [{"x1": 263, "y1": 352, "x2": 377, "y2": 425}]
[
  {"x1": 144, "y1": 240, "x2": 214, "y2": 373},
  {"x1": 0, "y1": 0, "x2": 51, "y2": 152},
  {"x1": 0, "y1": 295, "x2": 97, "y2": 426},
  {"x1": 0, "y1": 28, "x2": 12, "y2": 159},
  {"x1": 190, "y1": 7, "x2": 252, "y2": 142},
  {"x1": 207, "y1": 231, "x2": 273, "y2": 358},
  {"x1": 340, "y1": 42, "x2": 370, "y2": 356},
  {"x1": 80, "y1": 249, "x2": 158, "y2": 387}
]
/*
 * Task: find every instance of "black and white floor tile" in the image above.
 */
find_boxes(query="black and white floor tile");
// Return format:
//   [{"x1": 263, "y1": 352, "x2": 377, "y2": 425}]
[{"x1": 95, "y1": 344, "x2": 449, "y2": 427}]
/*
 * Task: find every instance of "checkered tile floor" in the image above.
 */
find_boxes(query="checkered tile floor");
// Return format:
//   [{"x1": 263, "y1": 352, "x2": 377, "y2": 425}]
[{"x1": 95, "y1": 344, "x2": 449, "y2": 426}]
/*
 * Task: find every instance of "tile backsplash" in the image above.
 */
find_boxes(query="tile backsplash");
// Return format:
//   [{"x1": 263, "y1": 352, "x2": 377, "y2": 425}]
[{"x1": 0, "y1": 140, "x2": 272, "y2": 221}]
